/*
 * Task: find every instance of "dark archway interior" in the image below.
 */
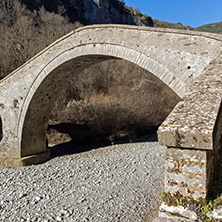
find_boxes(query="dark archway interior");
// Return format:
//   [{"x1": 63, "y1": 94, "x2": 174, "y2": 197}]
[
  {"x1": 0, "y1": 116, "x2": 2, "y2": 142},
  {"x1": 210, "y1": 100, "x2": 222, "y2": 199},
  {"x1": 46, "y1": 59, "x2": 181, "y2": 157}
]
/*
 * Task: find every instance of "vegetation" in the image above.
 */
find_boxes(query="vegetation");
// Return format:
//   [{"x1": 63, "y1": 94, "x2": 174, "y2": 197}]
[
  {"x1": 154, "y1": 19, "x2": 193, "y2": 30},
  {"x1": 162, "y1": 192, "x2": 222, "y2": 222},
  {"x1": 195, "y1": 22, "x2": 222, "y2": 34},
  {"x1": 49, "y1": 59, "x2": 180, "y2": 144},
  {"x1": 0, "y1": 0, "x2": 81, "y2": 79},
  {"x1": 126, "y1": 6, "x2": 154, "y2": 26}
]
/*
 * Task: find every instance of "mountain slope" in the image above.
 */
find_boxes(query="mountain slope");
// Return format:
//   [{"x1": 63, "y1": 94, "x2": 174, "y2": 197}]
[
  {"x1": 195, "y1": 22, "x2": 222, "y2": 34},
  {"x1": 154, "y1": 19, "x2": 193, "y2": 30}
]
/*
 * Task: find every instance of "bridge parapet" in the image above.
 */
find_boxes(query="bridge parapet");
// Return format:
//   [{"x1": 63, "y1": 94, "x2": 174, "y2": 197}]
[{"x1": 158, "y1": 54, "x2": 222, "y2": 201}]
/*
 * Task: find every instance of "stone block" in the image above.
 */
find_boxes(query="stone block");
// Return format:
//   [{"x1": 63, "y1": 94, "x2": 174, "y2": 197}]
[{"x1": 0, "y1": 149, "x2": 51, "y2": 167}]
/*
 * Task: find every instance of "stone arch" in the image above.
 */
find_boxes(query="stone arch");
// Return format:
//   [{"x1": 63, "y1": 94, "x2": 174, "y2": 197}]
[{"x1": 17, "y1": 43, "x2": 184, "y2": 157}]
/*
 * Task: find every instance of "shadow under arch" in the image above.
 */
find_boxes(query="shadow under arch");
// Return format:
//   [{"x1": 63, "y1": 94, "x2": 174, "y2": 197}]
[
  {"x1": 210, "y1": 99, "x2": 222, "y2": 199},
  {"x1": 18, "y1": 45, "x2": 183, "y2": 158},
  {"x1": 0, "y1": 116, "x2": 2, "y2": 142}
]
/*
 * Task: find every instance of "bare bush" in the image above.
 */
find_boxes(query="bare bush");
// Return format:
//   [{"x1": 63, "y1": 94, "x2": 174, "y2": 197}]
[
  {"x1": 37, "y1": 7, "x2": 81, "y2": 46},
  {"x1": 0, "y1": 0, "x2": 26, "y2": 25},
  {"x1": 0, "y1": 0, "x2": 81, "y2": 79},
  {"x1": 51, "y1": 59, "x2": 180, "y2": 143},
  {"x1": 10, "y1": 15, "x2": 36, "y2": 64}
]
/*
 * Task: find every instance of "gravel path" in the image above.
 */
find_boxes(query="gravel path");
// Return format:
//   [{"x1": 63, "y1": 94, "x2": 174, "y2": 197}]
[{"x1": 0, "y1": 136, "x2": 166, "y2": 222}]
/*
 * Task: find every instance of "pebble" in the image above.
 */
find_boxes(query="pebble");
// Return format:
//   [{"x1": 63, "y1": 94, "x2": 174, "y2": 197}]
[
  {"x1": 35, "y1": 196, "x2": 41, "y2": 202},
  {"x1": 0, "y1": 137, "x2": 165, "y2": 221},
  {"x1": 56, "y1": 216, "x2": 62, "y2": 221}
]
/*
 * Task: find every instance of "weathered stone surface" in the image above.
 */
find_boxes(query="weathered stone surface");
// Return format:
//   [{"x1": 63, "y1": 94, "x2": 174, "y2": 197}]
[
  {"x1": 159, "y1": 203, "x2": 198, "y2": 221},
  {"x1": 164, "y1": 147, "x2": 213, "y2": 199},
  {"x1": 207, "y1": 206, "x2": 222, "y2": 220},
  {"x1": 154, "y1": 211, "x2": 195, "y2": 222},
  {"x1": 0, "y1": 149, "x2": 51, "y2": 167},
  {"x1": 158, "y1": 50, "x2": 221, "y2": 204}
]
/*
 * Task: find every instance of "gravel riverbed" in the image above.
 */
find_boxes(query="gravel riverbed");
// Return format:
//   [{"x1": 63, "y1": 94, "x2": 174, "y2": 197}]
[{"x1": 0, "y1": 136, "x2": 166, "y2": 222}]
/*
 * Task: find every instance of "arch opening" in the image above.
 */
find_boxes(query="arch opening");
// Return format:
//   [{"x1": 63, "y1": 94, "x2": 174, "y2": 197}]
[
  {"x1": 20, "y1": 54, "x2": 181, "y2": 158},
  {"x1": 49, "y1": 59, "x2": 181, "y2": 149}
]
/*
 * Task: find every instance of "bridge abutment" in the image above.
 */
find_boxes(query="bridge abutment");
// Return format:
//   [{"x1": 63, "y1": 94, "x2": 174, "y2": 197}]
[{"x1": 158, "y1": 54, "x2": 222, "y2": 220}]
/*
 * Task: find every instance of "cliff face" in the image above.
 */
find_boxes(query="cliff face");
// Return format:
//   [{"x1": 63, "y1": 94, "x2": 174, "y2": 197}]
[
  {"x1": 20, "y1": 0, "x2": 153, "y2": 26},
  {"x1": 83, "y1": 0, "x2": 136, "y2": 25}
]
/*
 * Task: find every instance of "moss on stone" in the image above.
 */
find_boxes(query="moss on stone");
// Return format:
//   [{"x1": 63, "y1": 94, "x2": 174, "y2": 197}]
[
  {"x1": 168, "y1": 211, "x2": 189, "y2": 219},
  {"x1": 161, "y1": 192, "x2": 222, "y2": 221}
]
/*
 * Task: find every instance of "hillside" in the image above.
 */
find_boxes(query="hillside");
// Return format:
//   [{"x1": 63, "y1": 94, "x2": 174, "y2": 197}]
[
  {"x1": 154, "y1": 19, "x2": 193, "y2": 30},
  {"x1": 20, "y1": 0, "x2": 154, "y2": 26},
  {"x1": 195, "y1": 21, "x2": 222, "y2": 34},
  {"x1": 19, "y1": 0, "x2": 190, "y2": 30}
]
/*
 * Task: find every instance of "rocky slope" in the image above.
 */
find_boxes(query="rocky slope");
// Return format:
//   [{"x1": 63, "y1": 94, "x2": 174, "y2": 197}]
[
  {"x1": 195, "y1": 21, "x2": 222, "y2": 34},
  {"x1": 20, "y1": 0, "x2": 154, "y2": 26}
]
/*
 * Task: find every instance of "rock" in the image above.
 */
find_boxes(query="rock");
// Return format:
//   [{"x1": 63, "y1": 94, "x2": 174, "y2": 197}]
[
  {"x1": 35, "y1": 196, "x2": 41, "y2": 202},
  {"x1": 159, "y1": 203, "x2": 198, "y2": 221},
  {"x1": 56, "y1": 216, "x2": 62, "y2": 221}
]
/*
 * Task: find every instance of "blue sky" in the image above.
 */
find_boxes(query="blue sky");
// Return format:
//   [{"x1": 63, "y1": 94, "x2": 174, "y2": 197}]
[{"x1": 124, "y1": 0, "x2": 222, "y2": 27}]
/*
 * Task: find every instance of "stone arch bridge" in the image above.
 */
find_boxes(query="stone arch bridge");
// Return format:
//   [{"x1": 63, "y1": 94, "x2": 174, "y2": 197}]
[{"x1": 0, "y1": 25, "x2": 221, "y2": 203}]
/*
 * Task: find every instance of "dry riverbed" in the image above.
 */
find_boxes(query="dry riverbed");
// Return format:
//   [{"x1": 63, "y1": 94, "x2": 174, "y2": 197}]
[{"x1": 0, "y1": 136, "x2": 165, "y2": 222}]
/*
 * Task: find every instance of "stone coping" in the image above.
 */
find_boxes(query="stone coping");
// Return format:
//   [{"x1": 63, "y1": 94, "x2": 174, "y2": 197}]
[
  {"x1": 76, "y1": 24, "x2": 222, "y2": 41},
  {"x1": 158, "y1": 55, "x2": 222, "y2": 150},
  {"x1": 1, "y1": 24, "x2": 222, "y2": 84}
]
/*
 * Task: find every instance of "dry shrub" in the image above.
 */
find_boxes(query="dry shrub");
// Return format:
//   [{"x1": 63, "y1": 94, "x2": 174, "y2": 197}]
[
  {"x1": 51, "y1": 59, "x2": 180, "y2": 143},
  {"x1": 37, "y1": 7, "x2": 81, "y2": 46},
  {"x1": 0, "y1": 0, "x2": 81, "y2": 79},
  {"x1": 0, "y1": 0, "x2": 26, "y2": 25}
]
